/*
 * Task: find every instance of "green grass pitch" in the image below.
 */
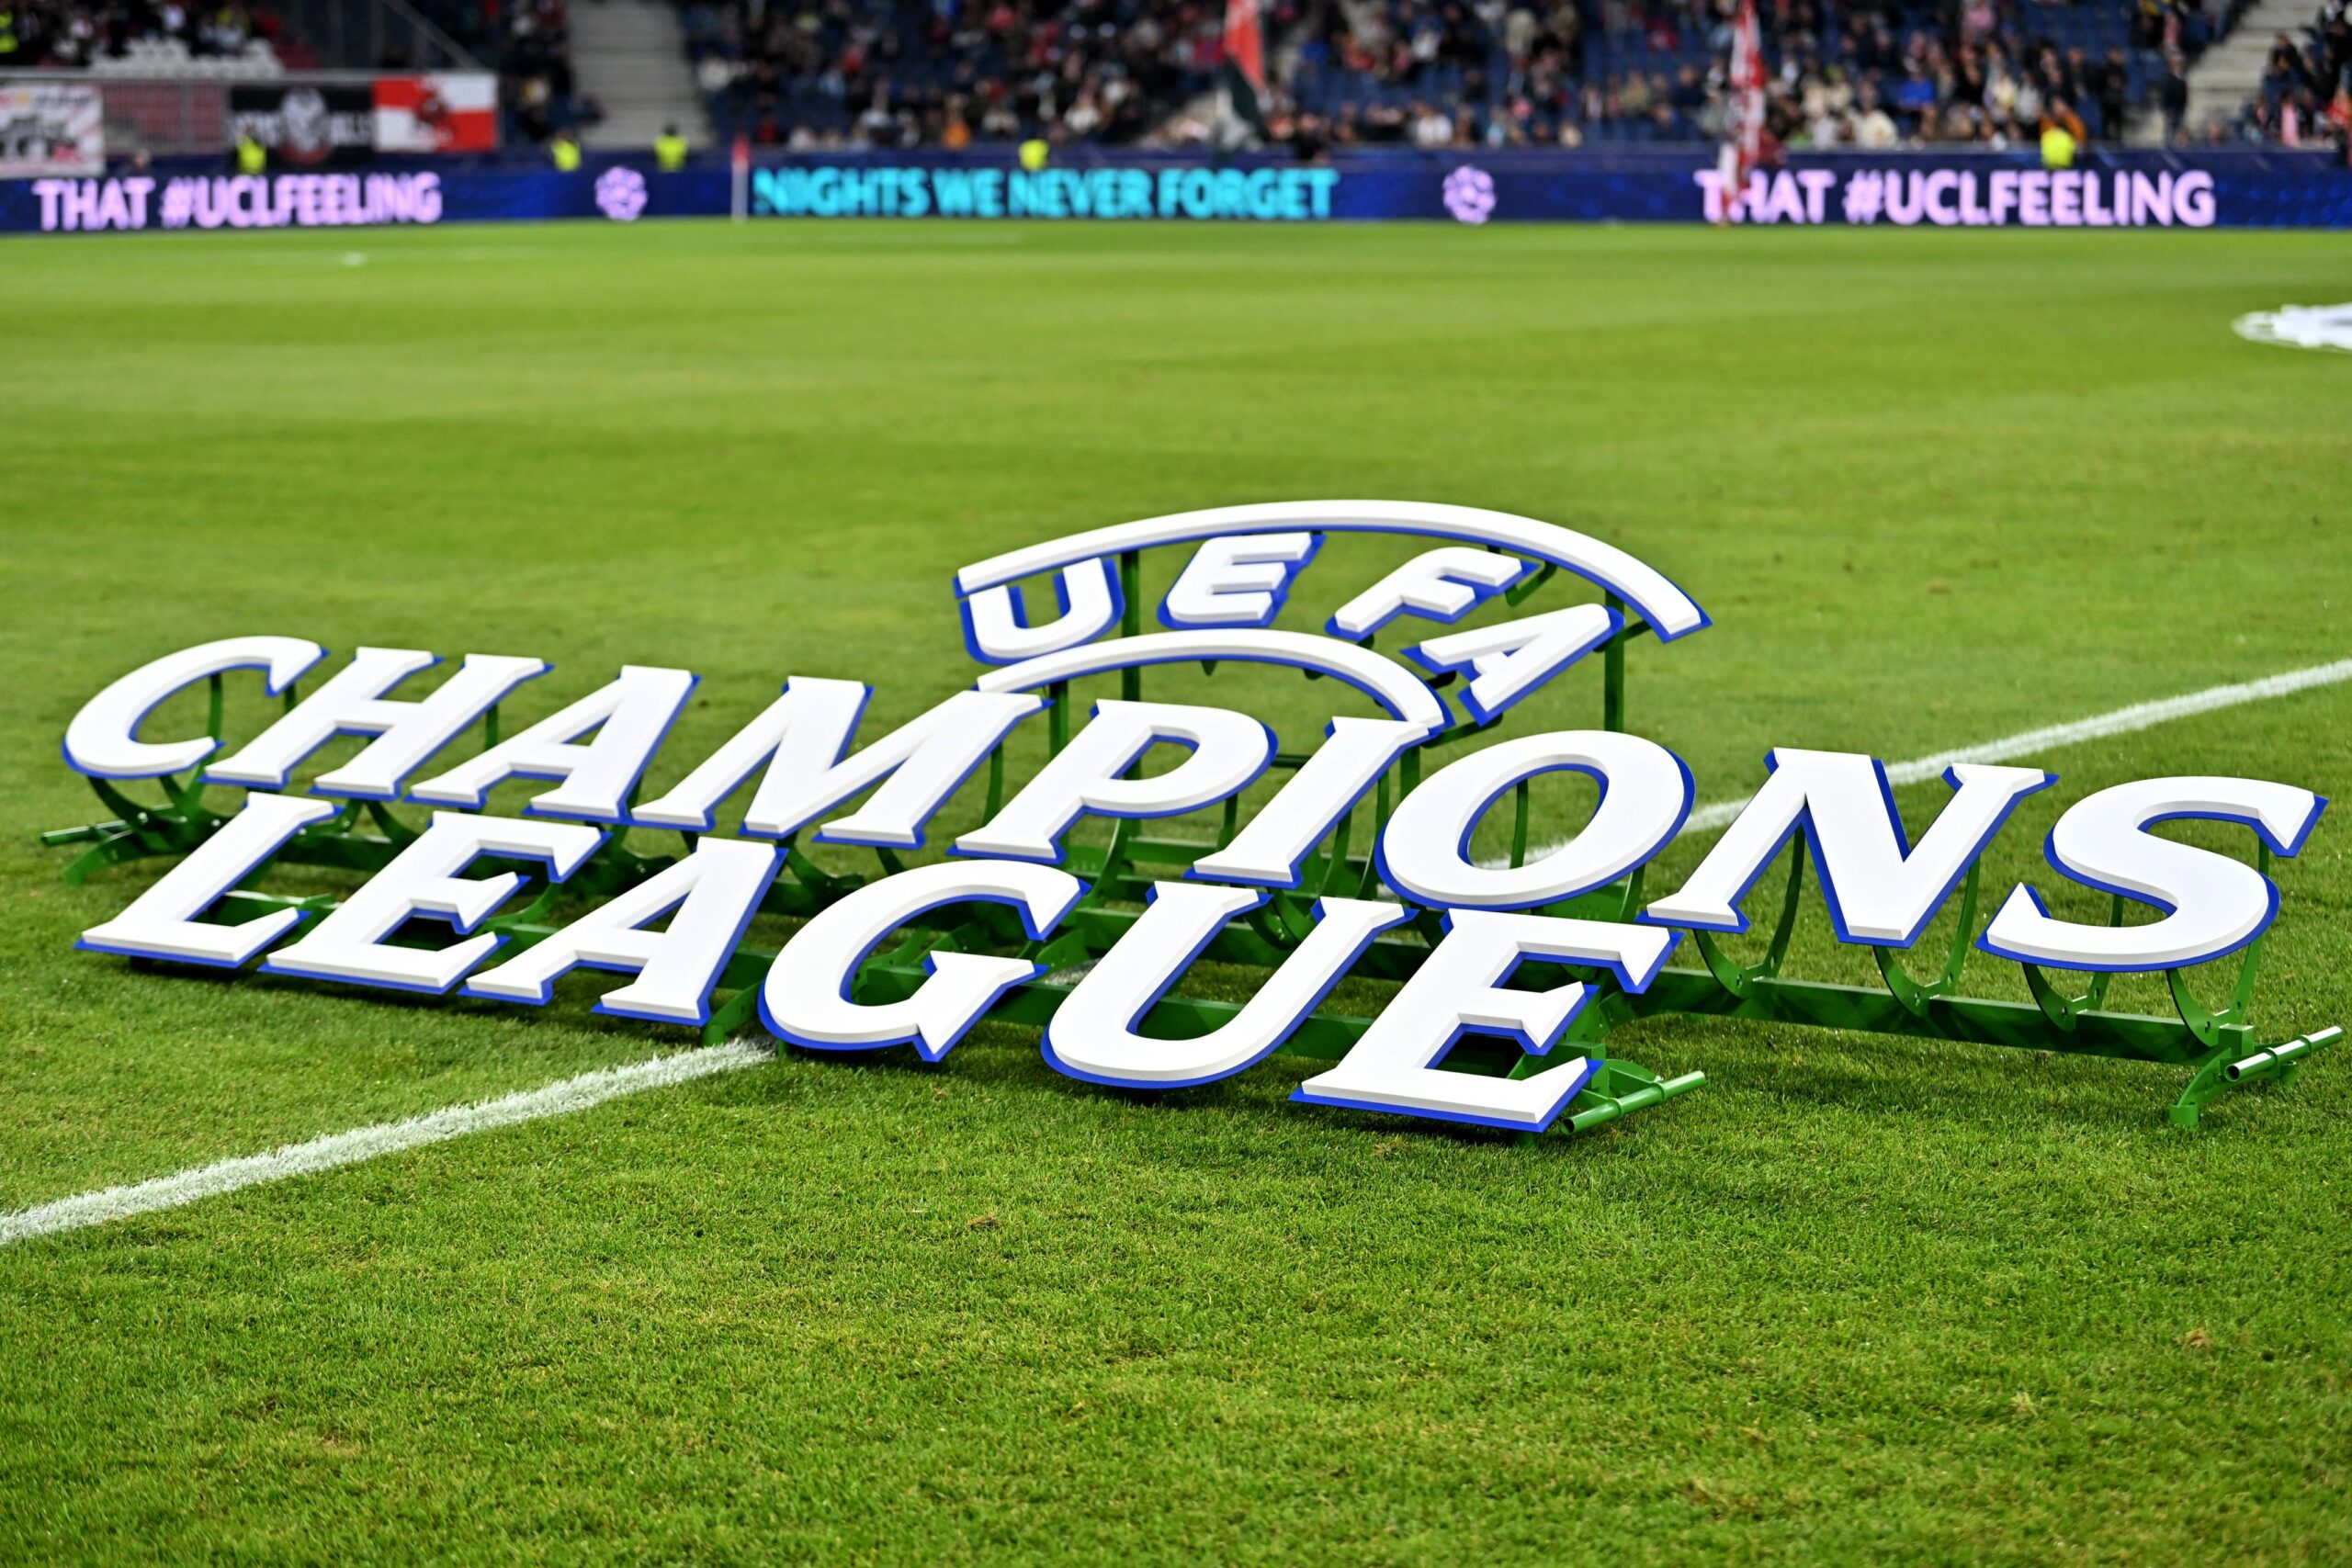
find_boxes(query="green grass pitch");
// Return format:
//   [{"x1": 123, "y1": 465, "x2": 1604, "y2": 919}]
[{"x1": 2, "y1": 220, "x2": 2348, "y2": 1562}]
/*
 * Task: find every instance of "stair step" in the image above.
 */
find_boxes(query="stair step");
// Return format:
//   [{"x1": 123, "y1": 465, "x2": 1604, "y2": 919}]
[
  {"x1": 565, "y1": 0, "x2": 710, "y2": 141},
  {"x1": 2171, "y1": 0, "x2": 2312, "y2": 130}
]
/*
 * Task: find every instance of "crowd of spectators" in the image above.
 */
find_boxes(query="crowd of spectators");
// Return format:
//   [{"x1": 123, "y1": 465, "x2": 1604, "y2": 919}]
[
  {"x1": 2233, "y1": 2, "x2": 2352, "y2": 146},
  {"x1": 0, "y1": 0, "x2": 295, "y2": 68},
  {"x1": 680, "y1": 0, "x2": 1282, "y2": 149},
  {"x1": 1275, "y1": 0, "x2": 2191, "y2": 148},
  {"x1": 668, "y1": 0, "x2": 2346, "y2": 152},
  {"x1": 10, "y1": 0, "x2": 2345, "y2": 153}
]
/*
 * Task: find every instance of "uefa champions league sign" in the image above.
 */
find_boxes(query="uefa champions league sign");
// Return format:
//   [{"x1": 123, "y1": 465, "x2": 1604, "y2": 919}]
[{"x1": 50, "y1": 502, "x2": 2339, "y2": 1135}]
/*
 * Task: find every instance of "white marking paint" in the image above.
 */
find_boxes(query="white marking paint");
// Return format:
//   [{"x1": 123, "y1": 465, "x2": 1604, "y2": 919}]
[
  {"x1": 1487, "y1": 655, "x2": 2352, "y2": 862},
  {"x1": 10, "y1": 658, "x2": 2350, "y2": 1246},
  {"x1": 2233, "y1": 303, "x2": 2352, "y2": 355},
  {"x1": 0, "y1": 1042, "x2": 767, "y2": 1247}
]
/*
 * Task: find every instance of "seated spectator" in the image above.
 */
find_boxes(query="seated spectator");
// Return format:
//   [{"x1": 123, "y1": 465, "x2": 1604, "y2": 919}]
[{"x1": 1852, "y1": 85, "x2": 1899, "y2": 146}]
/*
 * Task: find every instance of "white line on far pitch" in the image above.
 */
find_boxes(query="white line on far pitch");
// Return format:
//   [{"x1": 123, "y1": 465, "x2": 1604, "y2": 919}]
[
  {"x1": 1489, "y1": 655, "x2": 2352, "y2": 863},
  {"x1": 0, "y1": 1043, "x2": 767, "y2": 1247},
  {"x1": 6, "y1": 656, "x2": 2349, "y2": 1248}
]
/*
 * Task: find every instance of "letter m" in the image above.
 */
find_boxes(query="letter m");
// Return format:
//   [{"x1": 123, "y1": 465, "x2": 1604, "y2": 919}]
[{"x1": 632, "y1": 678, "x2": 1043, "y2": 848}]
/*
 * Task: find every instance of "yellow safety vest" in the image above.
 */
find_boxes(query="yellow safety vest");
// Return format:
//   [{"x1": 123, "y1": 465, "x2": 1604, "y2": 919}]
[
  {"x1": 235, "y1": 136, "x2": 266, "y2": 175},
  {"x1": 654, "y1": 134, "x2": 687, "y2": 172},
  {"x1": 551, "y1": 137, "x2": 582, "y2": 173},
  {"x1": 2040, "y1": 126, "x2": 2076, "y2": 170}
]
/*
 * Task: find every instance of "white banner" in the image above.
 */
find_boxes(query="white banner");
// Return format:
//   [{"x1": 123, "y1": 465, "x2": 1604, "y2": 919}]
[{"x1": 0, "y1": 84, "x2": 105, "y2": 179}]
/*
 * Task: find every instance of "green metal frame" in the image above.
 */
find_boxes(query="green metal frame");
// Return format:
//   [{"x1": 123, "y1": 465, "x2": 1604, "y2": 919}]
[{"x1": 41, "y1": 549, "x2": 2337, "y2": 1134}]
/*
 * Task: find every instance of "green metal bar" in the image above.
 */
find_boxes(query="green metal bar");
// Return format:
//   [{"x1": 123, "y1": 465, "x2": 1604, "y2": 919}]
[
  {"x1": 1502, "y1": 558, "x2": 1555, "y2": 606},
  {"x1": 1119, "y1": 549, "x2": 1142, "y2": 705},
  {"x1": 1627, "y1": 967, "x2": 2241, "y2": 1066},
  {"x1": 1871, "y1": 863, "x2": 1978, "y2": 1019},
  {"x1": 1602, "y1": 592, "x2": 1625, "y2": 733},
  {"x1": 1690, "y1": 837, "x2": 1806, "y2": 1000}
]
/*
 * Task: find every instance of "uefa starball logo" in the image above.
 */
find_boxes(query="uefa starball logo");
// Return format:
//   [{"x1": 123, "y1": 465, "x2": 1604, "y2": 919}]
[
  {"x1": 51, "y1": 502, "x2": 2337, "y2": 1137},
  {"x1": 595, "y1": 166, "x2": 649, "y2": 223},
  {"x1": 1442, "y1": 166, "x2": 1496, "y2": 226}
]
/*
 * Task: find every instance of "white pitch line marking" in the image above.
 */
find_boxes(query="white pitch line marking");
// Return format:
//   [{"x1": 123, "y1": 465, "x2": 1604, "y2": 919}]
[
  {"x1": 1489, "y1": 655, "x2": 2352, "y2": 862},
  {"x1": 0, "y1": 1041, "x2": 768, "y2": 1247}
]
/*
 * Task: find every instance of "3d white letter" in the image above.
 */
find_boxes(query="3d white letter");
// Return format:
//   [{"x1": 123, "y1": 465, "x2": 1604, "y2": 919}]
[
  {"x1": 263, "y1": 812, "x2": 603, "y2": 993},
  {"x1": 761, "y1": 859, "x2": 1083, "y2": 1061},
  {"x1": 1044, "y1": 885, "x2": 1408, "y2": 1088},
  {"x1": 1325, "y1": 547, "x2": 1532, "y2": 640},
  {"x1": 1293, "y1": 912, "x2": 1678, "y2": 1131},
  {"x1": 409, "y1": 665, "x2": 697, "y2": 822},
  {"x1": 1645, "y1": 753, "x2": 2050, "y2": 947},
  {"x1": 961, "y1": 558, "x2": 1123, "y2": 663},
  {"x1": 1979, "y1": 776, "x2": 2324, "y2": 971},
  {"x1": 465, "y1": 836, "x2": 779, "y2": 1022},
  {"x1": 1158, "y1": 533, "x2": 1318, "y2": 628},
  {"x1": 79, "y1": 792, "x2": 337, "y2": 966},
  {"x1": 1379, "y1": 730, "x2": 1691, "y2": 909},
  {"x1": 206, "y1": 648, "x2": 548, "y2": 799},
  {"x1": 1407, "y1": 604, "x2": 1619, "y2": 724},
  {"x1": 64, "y1": 636, "x2": 324, "y2": 779},
  {"x1": 631, "y1": 679, "x2": 1042, "y2": 847},
  {"x1": 956, "y1": 700, "x2": 1274, "y2": 863},
  {"x1": 1190, "y1": 716, "x2": 1433, "y2": 888}
]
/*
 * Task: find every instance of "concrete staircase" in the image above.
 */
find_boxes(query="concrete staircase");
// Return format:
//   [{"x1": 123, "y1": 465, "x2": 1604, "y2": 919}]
[
  {"x1": 571, "y1": 0, "x2": 712, "y2": 152},
  {"x1": 2142, "y1": 0, "x2": 2310, "y2": 141}
]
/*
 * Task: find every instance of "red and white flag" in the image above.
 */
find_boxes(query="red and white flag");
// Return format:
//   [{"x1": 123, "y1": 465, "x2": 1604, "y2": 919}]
[
  {"x1": 373, "y1": 73, "x2": 499, "y2": 154},
  {"x1": 1715, "y1": 0, "x2": 1765, "y2": 221},
  {"x1": 1221, "y1": 0, "x2": 1270, "y2": 141}
]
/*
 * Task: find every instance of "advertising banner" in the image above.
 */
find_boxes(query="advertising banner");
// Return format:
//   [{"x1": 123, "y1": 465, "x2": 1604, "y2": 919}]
[
  {"x1": 730, "y1": 149, "x2": 2352, "y2": 229},
  {"x1": 372, "y1": 73, "x2": 499, "y2": 154},
  {"x1": 5, "y1": 148, "x2": 2348, "y2": 232},
  {"x1": 0, "y1": 83, "x2": 104, "y2": 179},
  {"x1": 734, "y1": 148, "x2": 2352, "y2": 229},
  {"x1": 227, "y1": 84, "x2": 376, "y2": 169}
]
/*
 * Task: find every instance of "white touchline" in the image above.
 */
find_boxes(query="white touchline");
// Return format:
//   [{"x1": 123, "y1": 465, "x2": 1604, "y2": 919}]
[
  {"x1": 1486, "y1": 655, "x2": 2352, "y2": 863},
  {"x1": 0, "y1": 1041, "x2": 768, "y2": 1247},
  {"x1": 11, "y1": 657, "x2": 2350, "y2": 1247}
]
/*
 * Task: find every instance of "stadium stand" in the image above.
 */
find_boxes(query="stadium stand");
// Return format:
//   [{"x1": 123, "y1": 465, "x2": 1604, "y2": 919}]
[
  {"x1": 3, "y1": 0, "x2": 2336, "y2": 149},
  {"x1": 676, "y1": 0, "x2": 1280, "y2": 146},
  {"x1": 0, "y1": 0, "x2": 297, "y2": 69},
  {"x1": 2228, "y1": 6, "x2": 2352, "y2": 143},
  {"x1": 660, "y1": 0, "x2": 2318, "y2": 149},
  {"x1": 1281, "y1": 0, "x2": 2217, "y2": 148}
]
